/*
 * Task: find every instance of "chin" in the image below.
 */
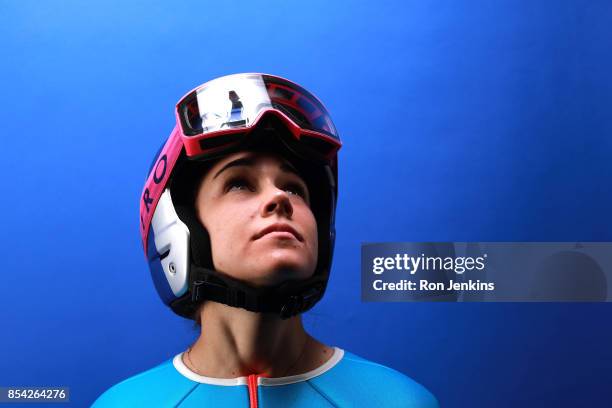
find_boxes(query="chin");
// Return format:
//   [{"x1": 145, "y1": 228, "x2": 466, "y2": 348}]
[{"x1": 249, "y1": 257, "x2": 315, "y2": 286}]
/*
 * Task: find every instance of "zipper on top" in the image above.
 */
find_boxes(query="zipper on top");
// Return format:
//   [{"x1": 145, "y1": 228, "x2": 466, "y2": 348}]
[{"x1": 247, "y1": 374, "x2": 260, "y2": 408}]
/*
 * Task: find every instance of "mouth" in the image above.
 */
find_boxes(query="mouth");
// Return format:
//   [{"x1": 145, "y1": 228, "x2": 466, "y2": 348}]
[{"x1": 253, "y1": 223, "x2": 303, "y2": 242}]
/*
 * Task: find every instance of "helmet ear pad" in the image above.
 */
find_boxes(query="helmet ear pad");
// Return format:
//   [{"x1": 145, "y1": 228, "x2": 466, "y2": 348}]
[
  {"x1": 168, "y1": 159, "x2": 216, "y2": 318},
  {"x1": 169, "y1": 158, "x2": 216, "y2": 267}
]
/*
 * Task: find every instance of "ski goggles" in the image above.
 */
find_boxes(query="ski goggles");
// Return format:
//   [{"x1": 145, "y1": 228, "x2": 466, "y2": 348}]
[{"x1": 175, "y1": 73, "x2": 341, "y2": 161}]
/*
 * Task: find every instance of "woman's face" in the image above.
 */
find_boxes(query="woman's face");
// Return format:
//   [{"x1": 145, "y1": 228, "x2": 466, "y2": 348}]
[{"x1": 195, "y1": 151, "x2": 318, "y2": 287}]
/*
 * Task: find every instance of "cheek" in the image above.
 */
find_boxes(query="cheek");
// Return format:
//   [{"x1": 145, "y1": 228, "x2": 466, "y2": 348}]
[
  {"x1": 203, "y1": 205, "x2": 256, "y2": 263},
  {"x1": 300, "y1": 208, "x2": 319, "y2": 256}
]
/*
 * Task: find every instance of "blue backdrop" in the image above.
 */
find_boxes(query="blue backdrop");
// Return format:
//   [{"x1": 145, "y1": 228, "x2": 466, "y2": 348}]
[{"x1": 1, "y1": 1, "x2": 611, "y2": 407}]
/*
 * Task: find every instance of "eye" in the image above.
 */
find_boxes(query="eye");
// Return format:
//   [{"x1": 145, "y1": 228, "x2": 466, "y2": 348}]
[
  {"x1": 225, "y1": 177, "x2": 253, "y2": 193},
  {"x1": 284, "y1": 182, "x2": 308, "y2": 200}
]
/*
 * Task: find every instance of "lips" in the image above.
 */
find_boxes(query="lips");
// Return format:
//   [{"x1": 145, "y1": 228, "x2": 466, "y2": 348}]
[{"x1": 253, "y1": 223, "x2": 303, "y2": 242}]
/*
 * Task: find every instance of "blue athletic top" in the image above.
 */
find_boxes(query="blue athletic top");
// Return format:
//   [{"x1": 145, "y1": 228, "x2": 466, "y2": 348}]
[{"x1": 92, "y1": 347, "x2": 438, "y2": 407}]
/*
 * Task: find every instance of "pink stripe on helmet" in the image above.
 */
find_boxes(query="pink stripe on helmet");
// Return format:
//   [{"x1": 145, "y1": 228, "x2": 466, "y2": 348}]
[{"x1": 139, "y1": 126, "x2": 184, "y2": 255}]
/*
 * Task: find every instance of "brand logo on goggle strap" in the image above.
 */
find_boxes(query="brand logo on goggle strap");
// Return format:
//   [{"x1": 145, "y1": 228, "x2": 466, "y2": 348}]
[{"x1": 140, "y1": 154, "x2": 168, "y2": 231}]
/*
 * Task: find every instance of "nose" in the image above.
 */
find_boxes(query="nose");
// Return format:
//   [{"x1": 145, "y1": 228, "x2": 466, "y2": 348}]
[{"x1": 261, "y1": 189, "x2": 293, "y2": 219}]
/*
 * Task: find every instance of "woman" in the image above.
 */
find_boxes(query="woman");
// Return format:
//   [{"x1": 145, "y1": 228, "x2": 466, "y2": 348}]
[{"x1": 94, "y1": 73, "x2": 438, "y2": 407}]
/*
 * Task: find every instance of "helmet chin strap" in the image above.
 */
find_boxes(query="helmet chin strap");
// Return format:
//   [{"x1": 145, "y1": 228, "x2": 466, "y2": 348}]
[{"x1": 187, "y1": 264, "x2": 327, "y2": 319}]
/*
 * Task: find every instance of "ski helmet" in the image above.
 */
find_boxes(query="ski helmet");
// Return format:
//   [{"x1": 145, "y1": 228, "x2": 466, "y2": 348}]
[{"x1": 140, "y1": 73, "x2": 341, "y2": 319}]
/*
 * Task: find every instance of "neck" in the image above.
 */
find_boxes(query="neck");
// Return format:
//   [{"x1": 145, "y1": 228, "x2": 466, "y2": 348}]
[{"x1": 184, "y1": 301, "x2": 332, "y2": 378}]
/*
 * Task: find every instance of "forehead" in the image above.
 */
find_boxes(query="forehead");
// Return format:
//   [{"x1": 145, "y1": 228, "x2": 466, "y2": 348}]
[{"x1": 207, "y1": 150, "x2": 301, "y2": 178}]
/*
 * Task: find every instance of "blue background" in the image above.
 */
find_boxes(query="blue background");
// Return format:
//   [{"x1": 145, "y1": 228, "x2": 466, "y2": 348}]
[{"x1": 1, "y1": 1, "x2": 611, "y2": 406}]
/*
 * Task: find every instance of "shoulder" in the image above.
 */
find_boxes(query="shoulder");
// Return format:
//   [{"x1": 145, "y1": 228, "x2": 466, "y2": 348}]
[
  {"x1": 310, "y1": 348, "x2": 439, "y2": 408},
  {"x1": 92, "y1": 356, "x2": 197, "y2": 407}
]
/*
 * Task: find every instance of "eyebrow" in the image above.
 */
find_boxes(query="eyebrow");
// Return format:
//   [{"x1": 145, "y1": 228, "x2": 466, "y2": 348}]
[{"x1": 212, "y1": 155, "x2": 301, "y2": 180}]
